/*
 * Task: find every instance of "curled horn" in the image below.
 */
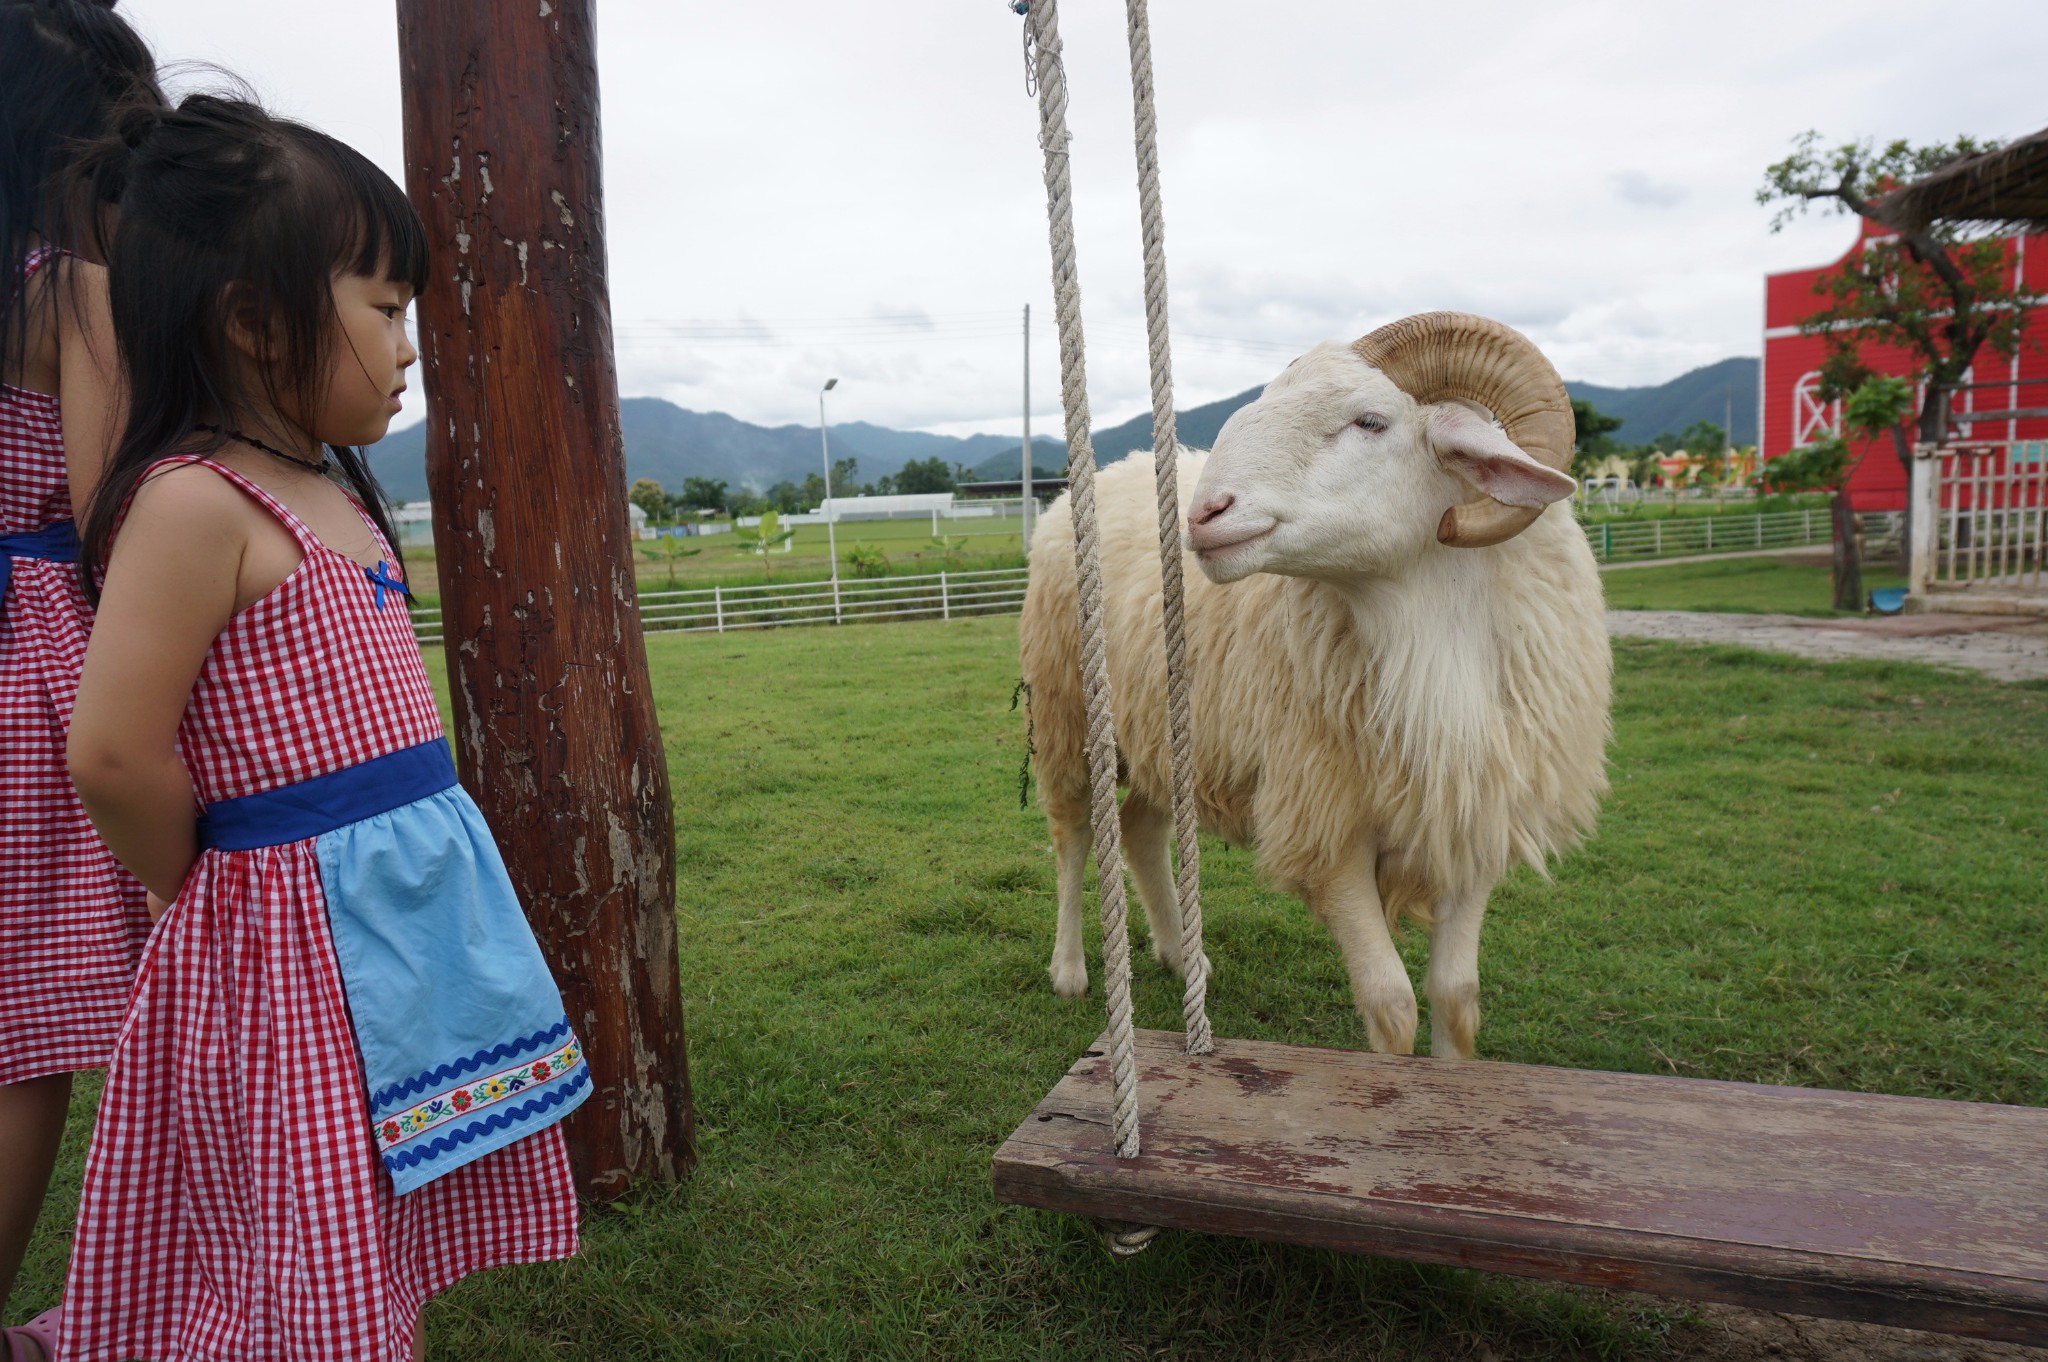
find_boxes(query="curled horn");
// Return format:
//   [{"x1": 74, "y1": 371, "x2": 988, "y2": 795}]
[{"x1": 1352, "y1": 312, "x2": 1574, "y2": 549}]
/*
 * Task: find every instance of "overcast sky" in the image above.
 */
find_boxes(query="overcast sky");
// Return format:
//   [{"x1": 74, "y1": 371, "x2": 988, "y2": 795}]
[{"x1": 118, "y1": 0, "x2": 2047, "y2": 440}]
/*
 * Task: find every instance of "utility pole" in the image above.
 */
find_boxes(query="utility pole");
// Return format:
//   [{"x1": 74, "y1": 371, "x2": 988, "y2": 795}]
[
  {"x1": 820, "y1": 378, "x2": 841, "y2": 624},
  {"x1": 396, "y1": 0, "x2": 693, "y2": 1199},
  {"x1": 1021, "y1": 303, "x2": 1033, "y2": 546}
]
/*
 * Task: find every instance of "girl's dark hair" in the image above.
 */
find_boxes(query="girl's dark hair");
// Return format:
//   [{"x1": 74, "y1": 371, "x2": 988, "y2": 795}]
[
  {"x1": 0, "y1": 0, "x2": 161, "y2": 378},
  {"x1": 78, "y1": 95, "x2": 427, "y2": 596}
]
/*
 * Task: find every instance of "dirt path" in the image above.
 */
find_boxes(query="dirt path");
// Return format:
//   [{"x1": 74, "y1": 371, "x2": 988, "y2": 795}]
[
  {"x1": 1649, "y1": 1299, "x2": 2048, "y2": 1362},
  {"x1": 1608, "y1": 610, "x2": 2048, "y2": 682}
]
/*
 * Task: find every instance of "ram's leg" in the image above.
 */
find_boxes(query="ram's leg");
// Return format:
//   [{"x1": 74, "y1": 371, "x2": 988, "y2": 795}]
[
  {"x1": 1046, "y1": 795, "x2": 1092, "y2": 998},
  {"x1": 1425, "y1": 886, "x2": 1488, "y2": 1059},
  {"x1": 1119, "y1": 790, "x2": 1186, "y2": 975},
  {"x1": 1313, "y1": 850, "x2": 1416, "y2": 1054}
]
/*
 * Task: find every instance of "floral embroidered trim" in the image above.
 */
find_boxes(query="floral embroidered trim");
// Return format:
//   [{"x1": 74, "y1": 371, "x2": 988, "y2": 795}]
[
  {"x1": 369, "y1": 1015, "x2": 572, "y2": 1111},
  {"x1": 382, "y1": 1065, "x2": 591, "y2": 1177},
  {"x1": 374, "y1": 1038, "x2": 584, "y2": 1153}
]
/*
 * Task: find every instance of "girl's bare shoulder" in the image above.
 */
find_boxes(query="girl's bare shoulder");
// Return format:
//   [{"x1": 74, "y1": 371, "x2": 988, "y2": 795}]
[{"x1": 123, "y1": 458, "x2": 261, "y2": 540}]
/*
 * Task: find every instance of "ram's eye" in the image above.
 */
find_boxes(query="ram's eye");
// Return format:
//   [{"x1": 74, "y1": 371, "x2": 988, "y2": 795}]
[{"x1": 1352, "y1": 414, "x2": 1387, "y2": 434}]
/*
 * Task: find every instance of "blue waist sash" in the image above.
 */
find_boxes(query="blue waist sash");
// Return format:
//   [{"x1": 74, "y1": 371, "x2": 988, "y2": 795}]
[
  {"x1": 0, "y1": 519, "x2": 78, "y2": 602},
  {"x1": 194, "y1": 739, "x2": 589, "y2": 1193},
  {"x1": 197, "y1": 740, "x2": 457, "y2": 852}
]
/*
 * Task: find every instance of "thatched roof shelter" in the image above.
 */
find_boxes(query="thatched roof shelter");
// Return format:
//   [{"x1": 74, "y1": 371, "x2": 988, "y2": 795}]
[{"x1": 1879, "y1": 127, "x2": 2048, "y2": 232}]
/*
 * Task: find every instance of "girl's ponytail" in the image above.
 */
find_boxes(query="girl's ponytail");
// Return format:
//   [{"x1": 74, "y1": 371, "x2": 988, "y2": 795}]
[{"x1": 0, "y1": 0, "x2": 161, "y2": 378}]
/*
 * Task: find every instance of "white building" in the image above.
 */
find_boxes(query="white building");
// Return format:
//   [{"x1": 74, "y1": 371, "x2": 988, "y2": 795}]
[
  {"x1": 392, "y1": 500, "x2": 647, "y2": 548},
  {"x1": 819, "y1": 493, "x2": 954, "y2": 522}
]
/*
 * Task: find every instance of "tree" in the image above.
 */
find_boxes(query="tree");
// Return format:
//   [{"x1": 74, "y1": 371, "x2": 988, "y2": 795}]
[
  {"x1": 829, "y1": 456, "x2": 863, "y2": 498},
  {"x1": 1680, "y1": 419, "x2": 1728, "y2": 487},
  {"x1": 895, "y1": 456, "x2": 957, "y2": 495},
  {"x1": 677, "y1": 476, "x2": 728, "y2": 515},
  {"x1": 798, "y1": 473, "x2": 825, "y2": 509},
  {"x1": 628, "y1": 478, "x2": 671, "y2": 525},
  {"x1": 764, "y1": 480, "x2": 803, "y2": 515},
  {"x1": 1763, "y1": 375, "x2": 1913, "y2": 608},
  {"x1": 731, "y1": 509, "x2": 794, "y2": 577},
  {"x1": 1572, "y1": 403, "x2": 1622, "y2": 462},
  {"x1": 1758, "y1": 131, "x2": 2044, "y2": 560}
]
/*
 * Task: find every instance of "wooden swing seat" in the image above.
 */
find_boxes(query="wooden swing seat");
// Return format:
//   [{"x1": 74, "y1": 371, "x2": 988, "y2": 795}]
[{"x1": 992, "y1": 1028, "x2": 2048, "y2": 1345}]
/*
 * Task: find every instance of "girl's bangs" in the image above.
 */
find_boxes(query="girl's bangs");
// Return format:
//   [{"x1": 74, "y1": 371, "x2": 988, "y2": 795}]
[{"x1": 301, "y1": 131, "x2": 428, "y2": 294}]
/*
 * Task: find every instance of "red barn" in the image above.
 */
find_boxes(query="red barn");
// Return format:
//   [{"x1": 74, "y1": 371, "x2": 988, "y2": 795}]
[{"x1": 1761, "y1": 218, "x2": 2048, "y2": 510}]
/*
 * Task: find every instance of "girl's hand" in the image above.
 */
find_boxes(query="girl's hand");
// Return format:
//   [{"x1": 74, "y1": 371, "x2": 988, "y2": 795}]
[
  {"x1": 146, "y1": 890, "x2": 172, "y2": 922},
  {"x1": 69, "y1": 465, "x2": 240, "y2": 906}
]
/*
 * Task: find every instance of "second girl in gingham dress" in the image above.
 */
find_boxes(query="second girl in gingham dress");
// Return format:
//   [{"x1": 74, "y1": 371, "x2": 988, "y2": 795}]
[
  {"x1": 62, "y1": 96, "x2": 587, "y2": 1359},
  {"x1": 0, "y1": 249, "x2": 149, "y2": 1090}
]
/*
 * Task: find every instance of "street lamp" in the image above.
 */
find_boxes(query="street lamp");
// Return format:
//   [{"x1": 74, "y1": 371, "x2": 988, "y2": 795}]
[{"x1": 820, "y1": 378, "x2": 841, "y2": 624}]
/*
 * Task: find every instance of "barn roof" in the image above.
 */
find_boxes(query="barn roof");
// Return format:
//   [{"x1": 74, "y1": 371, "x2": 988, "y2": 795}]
[{"x1": 1879, "y1": 127, "x2": 2048, "y2": 232}]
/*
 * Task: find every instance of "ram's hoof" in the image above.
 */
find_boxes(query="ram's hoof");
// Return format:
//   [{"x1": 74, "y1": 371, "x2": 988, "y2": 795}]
[{"x1": 1048, "y1": 959, "x2": 1089, "y2": 998}]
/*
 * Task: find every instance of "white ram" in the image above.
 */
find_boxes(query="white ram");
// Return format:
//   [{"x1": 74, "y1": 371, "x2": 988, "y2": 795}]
[{"x1": 1019, "y1": 312, "x2": 1610, "y2": 1057}]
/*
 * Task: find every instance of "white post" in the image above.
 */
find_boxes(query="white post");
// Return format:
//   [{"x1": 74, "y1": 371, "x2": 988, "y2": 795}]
[
  {"x1": 1908, "y1": 447, "x2": 1938, "y2": 601},
  {"x1": 1021, "y1": 303, "x2": 1033, "y2": 552},
  {"x1": 1654, "y1": 519, "x2": 1662, "y2": 555},
  {"x1": 820, "y1": 378, "x2": 842, "y2": 625},
  {"x1": 1755, "y1": 515, "x2": 1762, "y2": 547},
  {"x1": 940, "y1": 570, "x2": 950, "y2": 621},
  {"x1": 1705, "y1": 517, "x2": 1714, "y2": 551},
  {"x1": 932, "y1": 507, "x2": 939, "y2": 536},
  {"x1": 714, "y1": 584, "x2": 724, "y2": 634}
]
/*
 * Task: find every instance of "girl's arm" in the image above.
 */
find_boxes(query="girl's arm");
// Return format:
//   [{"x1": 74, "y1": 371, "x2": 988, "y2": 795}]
[
  {"x1": 56, "y1": 259, "x2": 124, "y2": 512},
  {"x1": 69, "y1": 467, "x2": 246, "y2": 903}
]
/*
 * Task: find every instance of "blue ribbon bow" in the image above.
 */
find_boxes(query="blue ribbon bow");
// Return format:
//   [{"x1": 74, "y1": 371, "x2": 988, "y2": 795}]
[
  {"x1": 0, "y1": 520, "x2": 79, "y2": 604},
  {"x1": 364, "y1": 559, "x2": 410, "y2": 612}
]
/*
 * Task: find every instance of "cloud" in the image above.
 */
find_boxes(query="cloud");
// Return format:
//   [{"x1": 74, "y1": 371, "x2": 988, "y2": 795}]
[
  {"x1": 1611, "y1": 170, "x2": 1689, "y2": 209},
  {"x1": 117, "y1": 0, "x2": 2045, "y2": 435}
]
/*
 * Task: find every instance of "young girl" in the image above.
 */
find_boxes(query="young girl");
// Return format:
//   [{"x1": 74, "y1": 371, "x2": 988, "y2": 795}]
[
  {"x1": 61, "y1": 96, "x2": 589, "y2": 1361},
  {"x1": 0, "y1": 2, "x2": 159, "y2": 1354}
]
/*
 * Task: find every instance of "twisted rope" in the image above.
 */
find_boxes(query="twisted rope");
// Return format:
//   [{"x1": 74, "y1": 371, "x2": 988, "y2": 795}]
[
  {"x1": 1025, "y1": 0, "x2": 1140, "y2": 1161},
  {"x1": 1124, "y1": 0, "x2": 1211, "y2": 1058}
]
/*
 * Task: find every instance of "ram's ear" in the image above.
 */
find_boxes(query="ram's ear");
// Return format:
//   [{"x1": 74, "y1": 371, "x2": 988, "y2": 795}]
[{"x1": 1427, "y1": 403, "x2": 1577, "y2": 509}]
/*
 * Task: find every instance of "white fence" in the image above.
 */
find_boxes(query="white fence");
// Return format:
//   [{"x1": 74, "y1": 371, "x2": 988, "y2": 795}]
[
  {"x1": 410, "y1": 567, "x2": 1030, "y2": 644},
  {"x1": 1909, "y1": 443, "x2": 2048, "y2": 604},
  {"x1": 409, "y1": 509, "x2": 1897, "y2": 644},
  {"x1": 1583, "y1": 507, "x2": 1898, "y2": 562}
]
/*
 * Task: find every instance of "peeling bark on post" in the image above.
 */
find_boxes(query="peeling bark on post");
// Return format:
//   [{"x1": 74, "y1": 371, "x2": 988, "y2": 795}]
[{"x1": 396, "y1": 0, "x2": 693, "y2": 1199}]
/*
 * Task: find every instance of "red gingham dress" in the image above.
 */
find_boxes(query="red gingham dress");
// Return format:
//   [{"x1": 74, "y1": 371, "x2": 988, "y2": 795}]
[
  {"x1": 0, "y1": 248, "x2": 150, "y2": 1085},
  {"x1": 60, "y1": 457, "x2": 580, "y2": 1362}
]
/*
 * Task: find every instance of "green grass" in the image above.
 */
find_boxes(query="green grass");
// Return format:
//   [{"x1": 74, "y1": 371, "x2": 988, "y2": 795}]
[
  {"x1": 14, "y1": 618, "x2": 2046, "y2": 1358},
  {"x1": 1601, "y1": 554, "x2": 1908, "y2": 616},
  {"x1": 401, "y1": 516, "x2": 1028, "y2": 608},
  {"x1": 1576, "y1": 493, "x2": 1833, "y2": 524}
]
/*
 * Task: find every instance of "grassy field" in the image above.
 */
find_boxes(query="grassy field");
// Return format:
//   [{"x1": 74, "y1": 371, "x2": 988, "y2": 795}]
[
  {"x1": 15, "y1": 612, "x2": 2046, "y2": 1359},
  {"x1": 1602, "y1": 554, "x2": 1908, "y2": 616},
  {"x1": 1576, "y1": 493, "x2": 1832, "y2": 524},
  {"x1": 394, "y1": 496, "x2": 1847, "y2": 609},
  {"x1": 400, "y1": 515, "x2": 1030, "y2": 606}
]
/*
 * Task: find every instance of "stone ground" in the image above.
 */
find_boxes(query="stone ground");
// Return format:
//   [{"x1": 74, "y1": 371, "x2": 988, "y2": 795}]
[{"x1": 1608, "y1": 609, "x2": 2048, "y2": 683}]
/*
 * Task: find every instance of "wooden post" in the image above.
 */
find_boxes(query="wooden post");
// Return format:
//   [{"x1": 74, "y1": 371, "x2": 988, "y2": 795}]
[{"x1": 396, "y1": 0, "x2": 693, "y2": 1199}]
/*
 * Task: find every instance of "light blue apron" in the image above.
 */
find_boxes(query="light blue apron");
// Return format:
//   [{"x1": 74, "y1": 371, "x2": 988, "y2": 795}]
[{"x1": 197, "y1": 740, "x2": 591, "y2": 1194}]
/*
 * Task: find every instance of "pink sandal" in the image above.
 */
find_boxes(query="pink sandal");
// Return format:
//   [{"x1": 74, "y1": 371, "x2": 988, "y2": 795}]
[{"x1": 2, "y1": 1307, "x2": 60, "y2": 1362}]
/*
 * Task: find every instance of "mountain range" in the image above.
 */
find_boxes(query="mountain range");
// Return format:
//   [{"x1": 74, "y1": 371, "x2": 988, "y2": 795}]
[{"x1": 368, "y1": 357, "x2": 1760, "y2": 503}]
